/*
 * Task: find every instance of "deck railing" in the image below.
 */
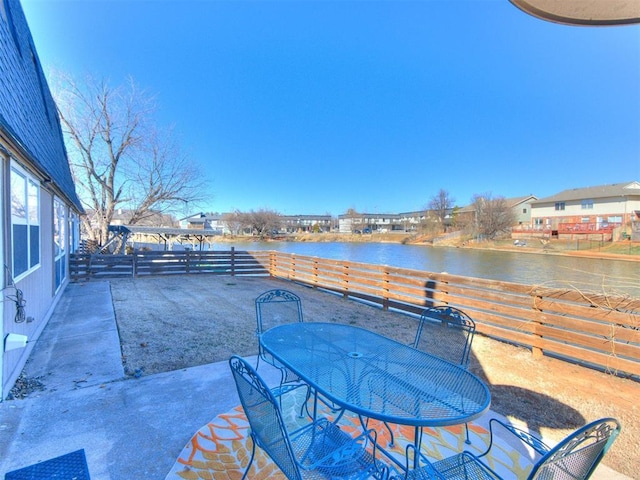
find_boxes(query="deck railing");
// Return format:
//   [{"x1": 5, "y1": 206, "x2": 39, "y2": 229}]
[{"x1": 70, "y1": 250, "x2": 640, "y2": 377}]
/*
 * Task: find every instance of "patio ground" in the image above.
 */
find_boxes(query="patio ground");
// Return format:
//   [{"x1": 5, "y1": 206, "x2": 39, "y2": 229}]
[
  {"x1": 108, "y1": 275, "x2": 640, "y2": 478},
  {"x1": 1, "y1": 275, "x2": 637, "y2": 479}
]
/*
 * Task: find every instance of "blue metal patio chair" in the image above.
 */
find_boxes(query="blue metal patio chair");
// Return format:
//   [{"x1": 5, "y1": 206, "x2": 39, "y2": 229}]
[
  {"x1": 229, "y1": 355, "x2": 390, "y2": 480},
  {"x1": 398, "y1": 417, "x2": 621, "y2": 480},
  {"x1": 413, "y1": 306, "x2": 476, "y2": 368},
  {"x1": 256, "y1": 289, "x2": 343, "y2": 419},
  {"x1": 404, "y1": 306, "x2": 477, "y2": 445},
  {"x1": 255, "y1": 289, "x2": 305, "y2": 393}
]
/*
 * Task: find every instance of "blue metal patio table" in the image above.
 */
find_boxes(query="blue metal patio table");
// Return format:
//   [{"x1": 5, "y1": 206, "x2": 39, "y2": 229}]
[{"x1": 260, "y1": 322, "x2": 491, "y2": 472}]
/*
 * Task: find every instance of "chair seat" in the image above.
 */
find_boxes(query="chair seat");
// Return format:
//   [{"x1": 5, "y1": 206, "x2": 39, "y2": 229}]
[
  {"x1": 230, "y1": 355, "x2": 387, "y2": 480},
  {"x1": 401, "y1": 418, "x2": 620, "y2": 480},
  {"x1": 433, "y1": 453, "x2": 498, "y2": 479},
  {"x1": 406, "y1": 452, "x2": 497, "y2": 480},
  {"x1": 271, "y1": 381, "x2": 308, "y2": 398},
  {"x1": 290, "y1": 418, "x2": 378, "y2": 479}
]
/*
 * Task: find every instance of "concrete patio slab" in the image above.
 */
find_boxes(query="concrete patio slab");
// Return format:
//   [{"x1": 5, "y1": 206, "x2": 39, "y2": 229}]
[{"x1": 19, "y1": 282, "x2": 125, "y2": 392}]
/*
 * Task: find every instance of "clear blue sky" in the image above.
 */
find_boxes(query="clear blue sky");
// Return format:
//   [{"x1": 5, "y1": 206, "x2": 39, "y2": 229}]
[{"x1": 21, "y1": 0, "x2": 640, "y2": 216}]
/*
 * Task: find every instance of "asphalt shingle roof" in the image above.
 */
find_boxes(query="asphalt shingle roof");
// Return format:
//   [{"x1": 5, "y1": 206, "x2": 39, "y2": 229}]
[
  {"x1": 532, "y1": 181, "x2": 640, "y2": 204},
  {"x1": 0, "y1": 0, "x2": 82, "y2": 211}
]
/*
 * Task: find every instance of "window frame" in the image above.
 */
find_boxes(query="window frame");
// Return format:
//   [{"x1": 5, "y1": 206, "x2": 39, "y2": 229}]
[
  {"x1": 581, "y1": 199, "x2": 594, "y2": 210},
  {"x1": 10, "y1": 163, "x2": 40, "y2": 280},
  {"x1": 53, "y1": 196, "x2": 67, "y2": 290}
]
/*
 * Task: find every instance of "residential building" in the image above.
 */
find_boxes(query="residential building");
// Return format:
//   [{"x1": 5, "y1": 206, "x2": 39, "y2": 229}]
[
  {"x1": 281, "y1": 215, "x2": 333, "y2": 233},
  {"x1": 398, "y1": 210, "x2": 429, "y2": 232},
  {"x1": 529, "y1": 181, "x2": 640, "y2": 239},
  {"x1": 180, "y1": 212, "x2": 226, "y2": 235},
  {"x1": 509, "y1": 195, "x2": 537, "y2": 226},
  {"x1": 338, "y1": 212, "x2": 405, "y2": 233},
  {"x1": 180, "y1": 212, "x2": 225, "y2": 234},
  {"x1": 0, "y1": 0, "x2": 83, "y2": 399},
  {"x1": 456, "y1": 195, "x2": 537, "y2": 230}
]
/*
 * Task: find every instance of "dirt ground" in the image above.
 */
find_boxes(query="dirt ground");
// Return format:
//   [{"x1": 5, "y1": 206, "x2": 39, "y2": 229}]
[{"x1": 110, "y1": 275, "x2": 639, "y2": 477}]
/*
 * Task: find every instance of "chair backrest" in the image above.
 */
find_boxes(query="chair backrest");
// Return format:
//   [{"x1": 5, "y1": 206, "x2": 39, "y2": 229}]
[
  {"x1": 529, "y1": 417, "x2": 621, "y2": 480},
  {"x1": 229, "y1": 355, "x2": 302, "y2": 480},
  {"x1": 413, "y1": 306, "x2": 475, "y2": 367},
  {"x1": 256, "y1": 289, "x2": 303, "y2": 360},
  {"x1": 255, "y1": 289, "x2": 304, "y2": 334}
]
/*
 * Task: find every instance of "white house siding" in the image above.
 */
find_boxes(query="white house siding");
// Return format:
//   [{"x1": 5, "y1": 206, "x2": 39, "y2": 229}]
[
  {"x1": 0, "y1": 0, "x2": 83, "y2": 399},
  {"x1": 529, "y1": 183, "x2": 640, "y2": 240},
  {"x1": 2, "y1": 184, "x2": 60, "y2": 396},
  {"x1": 532, "y1": 196, "x2": 640, "y2": 229}
]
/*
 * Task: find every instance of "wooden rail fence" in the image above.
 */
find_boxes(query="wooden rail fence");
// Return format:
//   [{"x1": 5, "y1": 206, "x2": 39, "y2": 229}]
[{"x1": 70, "y1": 250, "x2": 640, "y2": 378}]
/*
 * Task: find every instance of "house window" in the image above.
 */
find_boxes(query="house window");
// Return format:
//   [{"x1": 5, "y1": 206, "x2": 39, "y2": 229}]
[
  {"x1": 581, "y1": 199, "x2": 594, "y2": 209},
  {"x1": 54, "y1": 198, "x2": 67, "y2": 289},
  {"x1": 11, "y1": 165, "x2": 40, "y2": 279},
  {"x1": 608, "y1": 216, "x2": 622, "y2": 224},
  {"x1": 522, "y1": 208, "x2": 527, "y2": 214},
  {"x1": 581, "y1": 217, "x2": 590, "y2": 223},
  {"x1": 555, "y1": 202, "x2": 565, "y2": 211}
]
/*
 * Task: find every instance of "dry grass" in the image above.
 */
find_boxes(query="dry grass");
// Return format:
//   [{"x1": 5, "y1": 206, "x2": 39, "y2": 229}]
[{"x1": 110, "y1": 275, "x2": 639, "y2": 477}]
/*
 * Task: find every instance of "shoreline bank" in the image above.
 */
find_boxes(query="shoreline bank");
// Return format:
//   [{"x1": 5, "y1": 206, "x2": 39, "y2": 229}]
[{"x1": 210, "y1": 233, "x2": 640, "y2": 263}]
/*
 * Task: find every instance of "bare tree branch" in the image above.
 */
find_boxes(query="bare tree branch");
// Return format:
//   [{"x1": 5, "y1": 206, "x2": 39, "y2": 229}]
[
  {"x1": 428, "y1": 188, "x2": 455, "y2": 232},
  {"x1": 51, "y1": 71, "x2": 208, "y2": 246},
  {"x1": 471, "y1": 192, "x2": 516, "y2": 239}
]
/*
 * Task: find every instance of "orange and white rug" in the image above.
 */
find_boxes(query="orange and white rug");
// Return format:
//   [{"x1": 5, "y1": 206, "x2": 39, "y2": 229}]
[{"x1": 165, "y1": 390, "x2": 534, "y2": 479}]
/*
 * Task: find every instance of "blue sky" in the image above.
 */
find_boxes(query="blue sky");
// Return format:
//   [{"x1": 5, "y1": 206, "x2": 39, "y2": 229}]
[{"x1": 21, "y1": 0, "x2": 640, "y2": 216}]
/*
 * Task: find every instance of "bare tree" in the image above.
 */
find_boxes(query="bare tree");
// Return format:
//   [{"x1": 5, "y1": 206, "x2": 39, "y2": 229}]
[
  {"x1": 428, "y1": 188, "x2": 455, "y2": 232},
  {"x1": 220, "y1": 211, "x2": 241, "y2": 236},
  {"x1": 471, "y1": 193, "x2": 515, "y2": 239},
  {"x1": 246, "y1": 209, "x2": 282, "y2": 238},
  {"x1": 52, "y1": 72, "x2": 207, "y2": 246}
]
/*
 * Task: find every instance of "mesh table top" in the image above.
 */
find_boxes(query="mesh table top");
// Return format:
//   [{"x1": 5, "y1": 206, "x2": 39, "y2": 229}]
[{"x1": 261, "y1": 322, "x2": 491, "y2": 427}]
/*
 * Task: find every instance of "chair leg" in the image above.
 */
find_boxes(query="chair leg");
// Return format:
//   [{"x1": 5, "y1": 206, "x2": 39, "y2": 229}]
[
  {"x1": 383, "y1": 421, "x2": 395, "y2": 447},
  {"x1": 465, "y1": 422, "x2": 471, "y2": 444},
  {"x1": 299, "y1": 386, "x2": 313, "y2": 418},
  {"x1": 241, "y1": 435, "x2": 256, "y2": 480}
]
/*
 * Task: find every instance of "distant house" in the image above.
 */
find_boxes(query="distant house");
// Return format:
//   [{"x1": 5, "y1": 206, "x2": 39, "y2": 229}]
[
  {"x1": 108, "y1": 209, "x2": 177, "y2": 228},
  {"x1": 398, "y1": 210, "x2": 430, "y2": 232},
  {"x1": 529, "y1": 181, "x2": 640, "y2": 240},
  {"x1": 281, "y1": 214, "x2": 333, "y2": 233},
  {"x1": 456, "y1": 195, "x2": 537, "y2": 230},
  {"x1": 338, "y1": 212, "x2": 405, "y2": 233},
  {"x1": 0, "y1": 0, "x2": 83, "y2": 399},
  {"x1": 180, "y1": 212, "x2": 226, "y2": 234},
  {"x1": 508, "y1": 195, "x2": 537, "y2": 226}
]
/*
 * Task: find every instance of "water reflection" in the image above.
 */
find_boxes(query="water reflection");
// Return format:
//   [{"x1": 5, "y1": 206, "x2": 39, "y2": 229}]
[{"x1": 214, "y1": 241, "x2": 639, "y2": 297}]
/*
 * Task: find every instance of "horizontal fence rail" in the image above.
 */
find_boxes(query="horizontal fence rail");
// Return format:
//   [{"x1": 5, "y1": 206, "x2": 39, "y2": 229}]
[
  {"x1": 70, "y1": 250, "x2": 640, "y2": 378},
  {"x1": 70, "y1": 249, "x2": 271, "y2": 280}
]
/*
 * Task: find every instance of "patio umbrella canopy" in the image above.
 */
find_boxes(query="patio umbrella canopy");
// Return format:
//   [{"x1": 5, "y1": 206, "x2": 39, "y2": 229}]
[{"x1": 509, "y1": 0, "x2": 640, "y2": 26}]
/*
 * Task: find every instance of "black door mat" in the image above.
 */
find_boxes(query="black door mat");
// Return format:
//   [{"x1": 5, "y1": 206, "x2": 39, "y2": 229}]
[{"x1": 5, "y1": 449, "x2": 90, "y2": 480}]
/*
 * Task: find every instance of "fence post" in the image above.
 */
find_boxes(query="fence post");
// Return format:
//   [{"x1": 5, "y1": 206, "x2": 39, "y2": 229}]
[
  {"x1": 230, "y1": 247, "x2": 235, "y2": 276},
  {"x1": 269, "y1": 251, "x2": 276, "y2": 277},
  {"x1": 531, "y1": 293, "x2": 544, "y2": 358},
  {"x1": 312, "y1": 258, "x2": 319, "y2": 289},
  {"x1": 382, "y1": 267, "x2": 390, "y2": 311},
  {"x1": 290, "y1": 254, "x2": 296, "y2": 281},
  {"x1": 342, "y1": 263, "x2": 349, "y2": 300}
]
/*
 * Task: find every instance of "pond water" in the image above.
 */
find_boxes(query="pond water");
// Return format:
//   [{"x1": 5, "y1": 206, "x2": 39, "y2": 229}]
[{"x1": 215, "y1": 241, "x2": 639, "y2": 298}]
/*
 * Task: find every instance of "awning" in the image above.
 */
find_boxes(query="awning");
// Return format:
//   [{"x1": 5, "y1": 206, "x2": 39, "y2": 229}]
[{"x1": 509, "y1": 0, "x2": 640, "y2": 26}]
